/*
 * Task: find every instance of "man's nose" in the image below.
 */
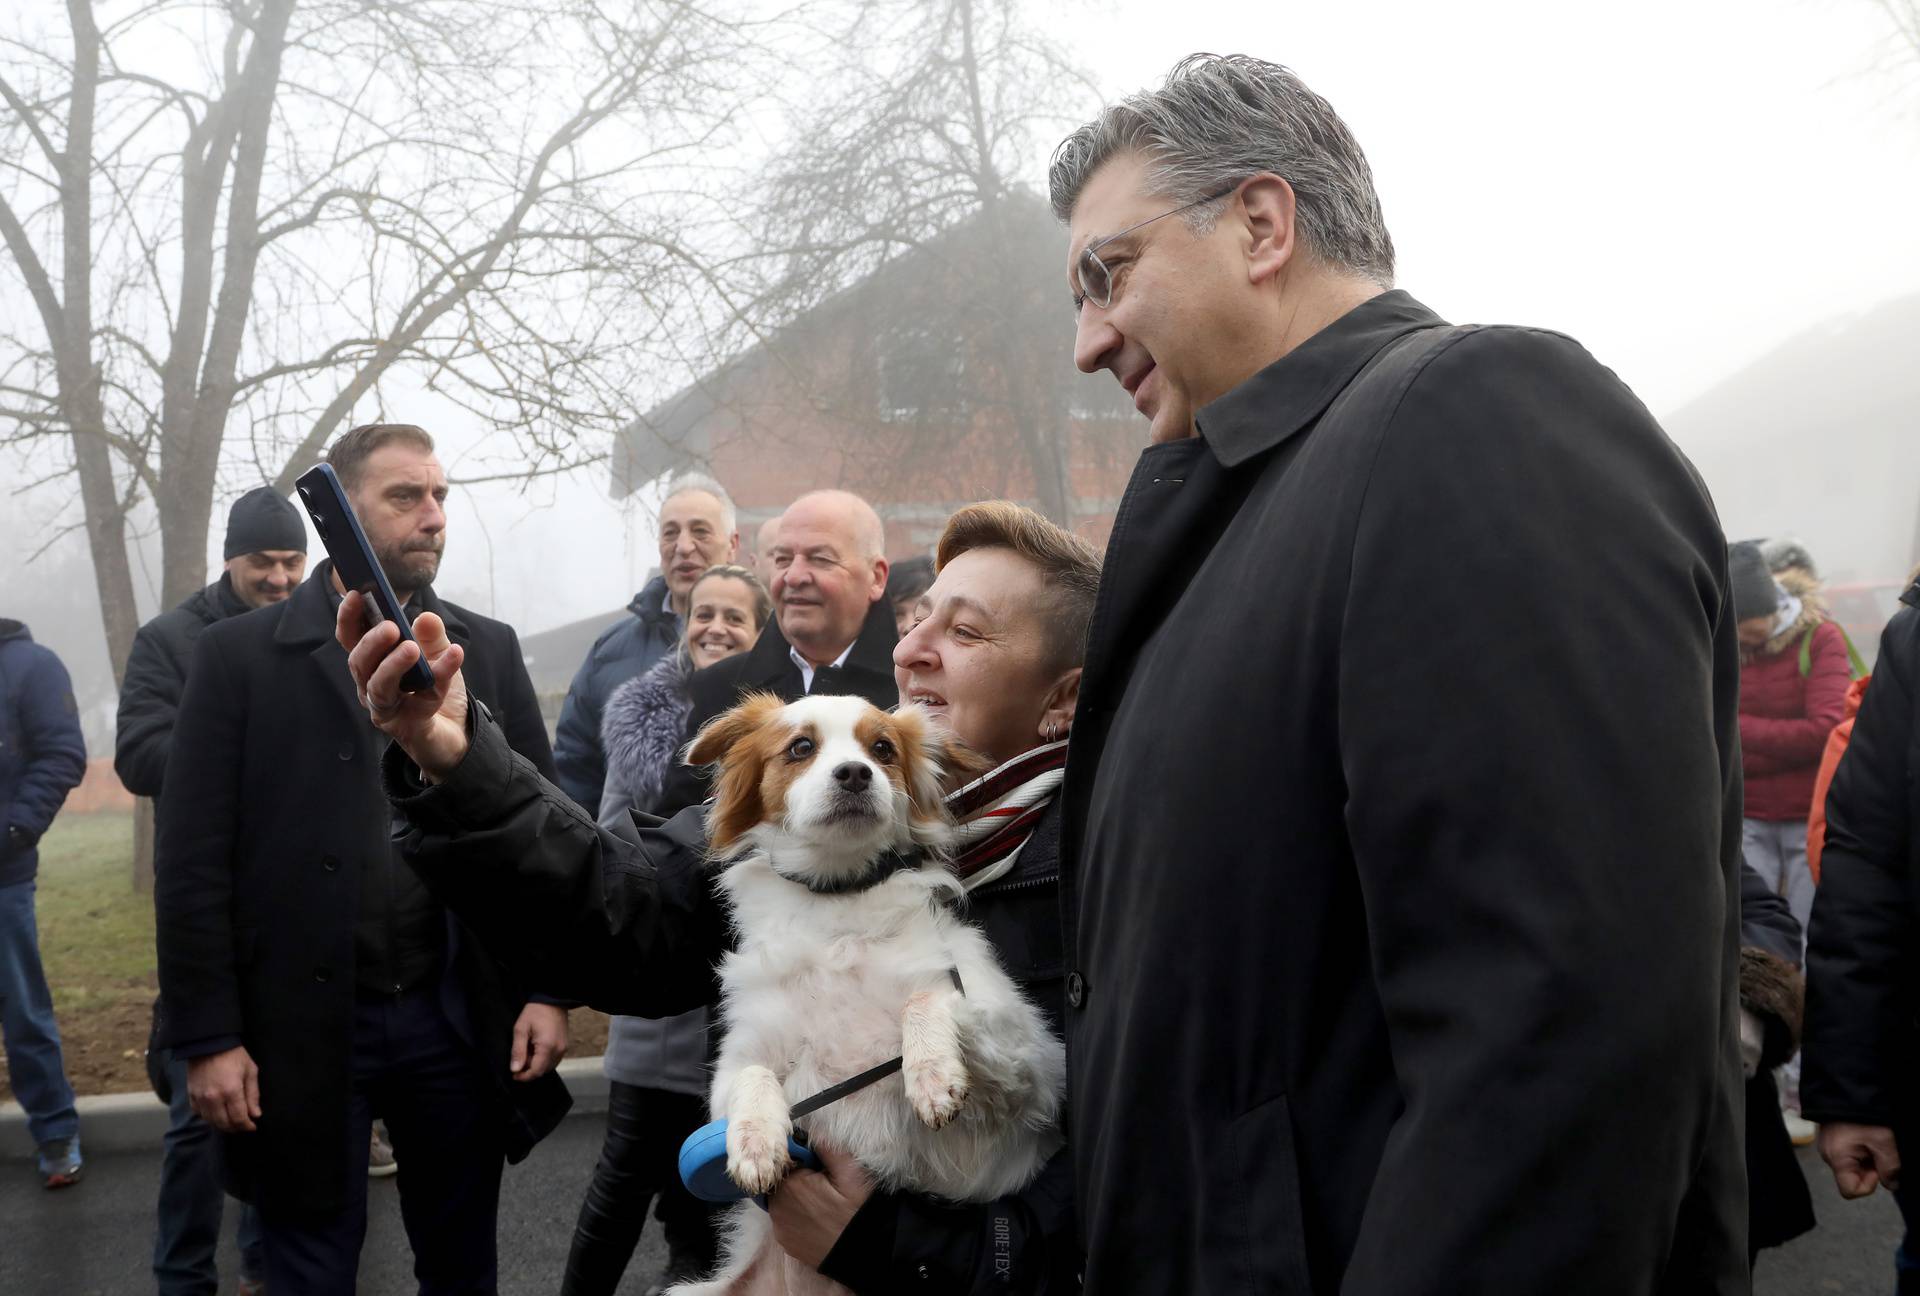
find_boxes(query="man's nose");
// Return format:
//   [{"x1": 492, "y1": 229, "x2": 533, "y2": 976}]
[
  {"x1": 1073, "y1": 303, "x2": 1121, "y2": 375},
  {"x1": 419, "y1": 497, "x2": 446, "y2": 533}
]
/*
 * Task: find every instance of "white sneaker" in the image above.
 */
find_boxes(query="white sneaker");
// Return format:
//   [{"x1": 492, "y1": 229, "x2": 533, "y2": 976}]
[{"x1": 1783, "y1": 1110, "x2": 1817, "y2": 1147}]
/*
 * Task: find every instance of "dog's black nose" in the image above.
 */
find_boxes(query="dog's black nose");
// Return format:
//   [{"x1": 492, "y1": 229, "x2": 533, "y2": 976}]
[{"x1": 832, "y1": 761, "x2": 872, "y2": 789}]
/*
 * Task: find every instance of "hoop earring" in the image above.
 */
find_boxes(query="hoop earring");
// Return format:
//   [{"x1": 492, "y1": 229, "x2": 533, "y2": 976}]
[{"x1": 1045, "y1": 721, "x2": 1059, "y2": 743}]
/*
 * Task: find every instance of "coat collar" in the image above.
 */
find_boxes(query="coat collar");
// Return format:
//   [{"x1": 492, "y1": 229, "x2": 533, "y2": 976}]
[
  {"x1": 733, "y1": 596, "x2": 898, "y2": 691},
  {"x1": 627, "y1": 574, "x2": 678, "y2": 630},
  {"x1": 1195, "y1": 289, "x2": 1447, "y2": 469},
  {"x1": 275, "y1": 560, "x2": 469, "y2": 648}
]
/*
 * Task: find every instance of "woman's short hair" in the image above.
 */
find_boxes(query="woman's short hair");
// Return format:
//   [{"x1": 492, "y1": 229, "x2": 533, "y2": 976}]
[
  {"x1": 690, "y1": 563, "x2": 772, "y2": 631},
  {"x1": 936, "y1": 502, "x2": 1102, "y2": 671}
]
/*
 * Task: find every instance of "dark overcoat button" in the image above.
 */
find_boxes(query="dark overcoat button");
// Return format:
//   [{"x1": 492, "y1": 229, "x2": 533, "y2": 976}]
[
  {"x1": 337, "y1": 745, "x2": 354, "y2": 761},
  {"x1": 1066, "y1": 971, "x2": 1086, "y2": 1008},
  {"x1": 321, "y1": 855, "x2": 339, "y2": 872},
  {"x1": 313, "y1": 965, "x2": 333, "y2": 983}
]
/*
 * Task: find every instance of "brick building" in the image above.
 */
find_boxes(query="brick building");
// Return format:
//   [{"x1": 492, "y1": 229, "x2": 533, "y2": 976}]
[{"x1": 609, "y1": 194, "x2": 1140, "y2": 557}]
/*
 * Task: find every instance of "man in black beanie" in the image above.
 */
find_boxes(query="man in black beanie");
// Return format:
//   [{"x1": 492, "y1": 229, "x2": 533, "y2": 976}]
[{"x1": 117, "y1": 484, "x2": 306, "y2": 1296}]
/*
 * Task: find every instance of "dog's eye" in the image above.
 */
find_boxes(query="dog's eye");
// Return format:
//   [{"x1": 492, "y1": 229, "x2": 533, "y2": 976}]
[
  {"x1": 785, "y1": 736, "x2": 815, "y2": 762},
  {"x1": 871, "y1": 738, "x2": 896, "y2": 762}
]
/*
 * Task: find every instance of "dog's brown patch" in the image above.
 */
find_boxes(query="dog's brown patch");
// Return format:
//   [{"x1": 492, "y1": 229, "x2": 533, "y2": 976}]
[
  {"x1": 876, "y1": 706, "x2": 955, "y2": 830},
  {"x1": 687, "y1": 693, "x2": 793, "y2": 852}
]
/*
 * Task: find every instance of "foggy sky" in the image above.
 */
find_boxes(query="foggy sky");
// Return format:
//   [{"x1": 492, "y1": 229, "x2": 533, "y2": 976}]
[{"x1": 5, "y1": 0, "x2": 1916, "y2": 723}]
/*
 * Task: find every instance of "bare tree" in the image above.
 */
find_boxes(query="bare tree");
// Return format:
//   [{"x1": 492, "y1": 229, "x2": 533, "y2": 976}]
[
  {"x1": 1, "y1": 0, "x2": 775, "y2": 687},
  {"x1": 738, "y1": 0, "x2": 1123, "y2": 527}
]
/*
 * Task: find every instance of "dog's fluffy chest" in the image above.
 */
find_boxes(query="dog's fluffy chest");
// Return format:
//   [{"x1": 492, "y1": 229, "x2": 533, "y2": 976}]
[{"x1": 717, "y1": 857, "x2": 959, "y2": 1096}]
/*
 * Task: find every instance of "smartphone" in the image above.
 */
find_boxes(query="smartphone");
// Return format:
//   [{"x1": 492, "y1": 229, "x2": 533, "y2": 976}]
[{"x1": 294, "y1": 463, "x2": 436, "y2": 694}]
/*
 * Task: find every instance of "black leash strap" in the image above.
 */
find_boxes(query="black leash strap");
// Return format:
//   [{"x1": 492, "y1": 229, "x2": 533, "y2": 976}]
[
  {"x1": 790, "y1": 1056, "x2": 903, "y2": 1120},
  {"x1": 787, "y1": 967, "x2": 964, "y2": 1122}
]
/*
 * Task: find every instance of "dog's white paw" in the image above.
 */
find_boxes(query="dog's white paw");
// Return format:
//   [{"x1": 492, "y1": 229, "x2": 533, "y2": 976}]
[
  {"x1": 906, "y1": 1051, "x2": 970, "y2": 1129},
  {"x1": 726, "y1": 1114, "x2": 790, "y2": 1195}
]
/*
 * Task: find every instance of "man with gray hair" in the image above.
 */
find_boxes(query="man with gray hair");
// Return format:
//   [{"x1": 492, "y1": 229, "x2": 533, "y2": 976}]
[
  {"x1": 1049, "y1": 54, "x2": 1745, "y2": 1289},
  {"x1": 553, "y1": 471, "x2": 739, "y2": 811}
]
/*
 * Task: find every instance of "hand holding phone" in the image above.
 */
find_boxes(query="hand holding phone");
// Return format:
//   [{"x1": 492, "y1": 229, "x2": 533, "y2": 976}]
[{"x1": 336, "y1": 595, "x2": 471, "y2": 780}]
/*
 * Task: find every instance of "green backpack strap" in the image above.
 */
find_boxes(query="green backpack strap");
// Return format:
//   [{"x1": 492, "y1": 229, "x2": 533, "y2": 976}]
[{"x1": 1799, "y1": 624, "x2": 1869, "y2": 680}]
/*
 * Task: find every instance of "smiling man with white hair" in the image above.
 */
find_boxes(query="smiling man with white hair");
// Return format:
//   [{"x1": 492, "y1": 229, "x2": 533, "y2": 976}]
[
  {"x1": 1049, "y1": 53, "x2": 1746, "y2": 1292},
  {"x1": 552, "y1": 471, "x2": 739, "y2": 812}
]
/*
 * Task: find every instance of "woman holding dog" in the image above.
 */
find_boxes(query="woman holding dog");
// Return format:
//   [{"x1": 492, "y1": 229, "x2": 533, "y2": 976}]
[
  {"x1": 567, "y1": 563, "x2": 772, "y2": 1296},
  {"x1": 767, "y1": 501, "x2": 1094, "y2": 1293},
  {"x1": 341, "y1": 501, "x2": 1098, "y2": 1294}
]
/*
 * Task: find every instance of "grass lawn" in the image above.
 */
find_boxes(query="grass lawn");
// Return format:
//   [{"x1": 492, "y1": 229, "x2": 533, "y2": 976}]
[
  {"x1": 1, "y1": 810, "x2": 608, "y2": 1102},
  {"x1": 0, "y1": 811, "x2": 155, "y2": 1101}
]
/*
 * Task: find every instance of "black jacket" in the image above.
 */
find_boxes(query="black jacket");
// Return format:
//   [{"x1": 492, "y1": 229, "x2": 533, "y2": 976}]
[
  {"x1": 822, "y1": 801, "x2": 1077, "y2": 1294},
  {"x1": 153, "y1": 565, "x2": 568, "y2": 1216},
  {"x1": 1738, "y1": 862, "x2": 1814, "y2": 1253},
  {"x1": 115, "y1": 575, "x2": 253, "y2": 811},
  {"x1": 652, "y1": 598, "x2": 900, "y2": 816},
  {"x1": 386, "y1": 717, "x2": 1075, "y2": 1293},
  {"x1": 1802, "y1": 578, "x2": 1920, "y2": 1132},
  {"x1": 1058, "y1": 293, "x2": 1745, "y2": 1292},
  {"x1": 0, "y1": 620, "x2": 87, "y2": 888}
]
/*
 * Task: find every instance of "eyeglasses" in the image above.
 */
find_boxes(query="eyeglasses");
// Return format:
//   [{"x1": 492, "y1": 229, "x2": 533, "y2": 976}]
[{"x1": 1073, "y1": 184, "x2": 1239, "y2": 313}]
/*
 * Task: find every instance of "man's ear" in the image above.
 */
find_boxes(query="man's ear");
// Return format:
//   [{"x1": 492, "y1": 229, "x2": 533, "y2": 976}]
[
  {"x1": 868, "y1": 555, "x2": 891, "y2": 604},
  {"x1": 685, "y1": 692, "x2": 786, "y2": 768},
  {"x1": 1237, "y1": 172, "x2": 1299, "y2": 288}
]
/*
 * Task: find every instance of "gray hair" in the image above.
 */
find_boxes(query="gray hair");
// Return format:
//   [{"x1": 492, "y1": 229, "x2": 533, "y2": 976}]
[
  {"x1": 662, "y1": 471, "x2": 737, "y2": 536},
  {"x1": 1049, "y1": 54, "x2": 1395, "y2": 287}
]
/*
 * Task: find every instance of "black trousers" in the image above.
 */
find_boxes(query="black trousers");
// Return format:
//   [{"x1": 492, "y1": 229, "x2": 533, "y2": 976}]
[
  {"x1": 562, "y1": 1082, "x2": 721, "y2": 1295},
  {"x1": 259, "y1": 990, "x2": 505, "y2": 1296}
]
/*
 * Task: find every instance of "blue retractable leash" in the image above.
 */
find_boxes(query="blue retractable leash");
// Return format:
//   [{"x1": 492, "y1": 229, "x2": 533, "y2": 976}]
[{"x1": 678, "y1": 1055, "x2": 904, "y2": 1206}]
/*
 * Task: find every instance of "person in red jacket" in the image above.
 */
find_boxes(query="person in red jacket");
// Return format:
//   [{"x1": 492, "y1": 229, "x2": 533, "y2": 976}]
[{"x1": 1732, "y1": 538, "x2": 1850, "y2": 1136}]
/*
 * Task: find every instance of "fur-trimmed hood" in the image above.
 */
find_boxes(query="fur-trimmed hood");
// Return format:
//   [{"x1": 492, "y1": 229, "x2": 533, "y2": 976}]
[
  {"x1": 598, "y1": 649, "x2": 694, "y2": 820},
  {"x1": 1740, "y1": 945, "x2": 1804, "y2": 1072}
]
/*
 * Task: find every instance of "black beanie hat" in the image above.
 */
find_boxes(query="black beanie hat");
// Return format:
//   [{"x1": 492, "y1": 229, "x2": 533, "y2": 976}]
[
  {"x1": 1728, "y1": 541, "x2": 1778, "y2": 623},
  {"x1": 224, "y1": 486, "x2": 308, "y2": 559}
]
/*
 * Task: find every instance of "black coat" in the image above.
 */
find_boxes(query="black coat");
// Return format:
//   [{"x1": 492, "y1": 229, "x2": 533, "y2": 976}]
[
  {"x1": 1802, "y1": 579, "x2": 1920, "y2": 1133},
  {"x1": 387, "y1": 720, "x2": 1076, "y2": 1293},
  {"x1": 1058, "y1": 292, "x2": 1746, "y2": 1292},
  {"x1": 115, "y1": 575, "x2": 252, "y2": 808},
  {"x1": 153, "y1": 565, "x2": 569, "y2": 1216},
  {"x1": 1737, "y1": 863, "x2": 1815, "y2": 1253},
  {"x1": 651, "y1": 597, "x2": 900, "y2": 816}
]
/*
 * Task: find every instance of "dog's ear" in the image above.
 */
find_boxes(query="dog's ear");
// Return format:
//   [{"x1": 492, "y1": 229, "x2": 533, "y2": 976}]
[
  {"x1": 689, "y1": 693, "x2": 787, "y2": 854},
  {"x1": 890, "y1": 704, "x2": 992, "y2": 827},
  {"x1": 685, "y1": 693, "x2": 787, "y2": 769}
]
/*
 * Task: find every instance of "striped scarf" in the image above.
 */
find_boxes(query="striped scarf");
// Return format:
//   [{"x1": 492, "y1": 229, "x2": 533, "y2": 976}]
[{"x1": 946, "y1": 739, "x2": 1068, "y2": 891}]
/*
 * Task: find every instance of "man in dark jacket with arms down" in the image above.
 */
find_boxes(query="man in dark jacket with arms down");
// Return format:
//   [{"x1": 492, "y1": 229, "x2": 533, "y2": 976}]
[
  {"x1": 1802, "y1": 569, "x2": 1920, "y2": 1289},
  {"x1": 0, "y1": 617, "x2": 88, "y2": 1188},
  {"x1": 118, "y1": 484, "x2": 306, "y2": 1296},
  {"x1": 154, "y1": 423, "x2": 572, "y2": 1295},
  {"x1": 1041, "y1": 54, "x2": 1742, "y2": 1291}
]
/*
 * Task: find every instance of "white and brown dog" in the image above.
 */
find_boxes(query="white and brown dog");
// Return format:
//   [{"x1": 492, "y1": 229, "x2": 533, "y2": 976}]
[{"x1": 669, "y1": 693, "x2": 1066, "y2": 1296}]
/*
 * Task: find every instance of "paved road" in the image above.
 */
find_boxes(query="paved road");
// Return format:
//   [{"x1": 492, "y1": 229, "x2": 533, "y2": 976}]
[
  {"x1": 0, "y1": 1122, "x2": 1902, "y2": 1293},
  {"x1": 2, "y1": 1117, "x2": 669, "y2": 1295}
]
